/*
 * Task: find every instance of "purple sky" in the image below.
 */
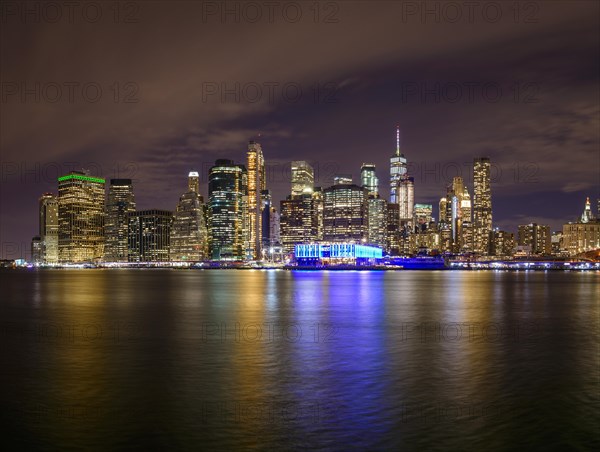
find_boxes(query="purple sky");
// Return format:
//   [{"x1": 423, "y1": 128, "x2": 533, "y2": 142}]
[{"x1": 1, "y1": 1, "x2": 599, "y2": 259}]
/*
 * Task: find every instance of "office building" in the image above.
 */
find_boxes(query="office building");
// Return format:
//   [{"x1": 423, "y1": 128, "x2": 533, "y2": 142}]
[
  {"x1": 247, "y1": 141, "x2": 265, "y2": 260},
  {"x1": 518, "y1": 223, "x2": 551, "y2": 256},
  {"x1": 472, "y1": 157, "x2": 492, "y2": 255},
  {"x1": 57, "y1": 171, "x2": 105, "y2": 263},
  {"x1": 170, "y1": 172, "x2": 208, "y2": 262},
  {"x1": 390, "y1": 126, "x2": 408, "y2": 203},
  {"x1": 291, "y1": 161, "x2": 314, "y2": 196},
  {"x1": 208, "y1": 159, "x2": 248, "y2": 260},
  {"x1": 323, "y1": 178, "x2": 368, "y2": 242},
  {"x1": 128, "y1": 210, "x2": 173, "y2": 262},
  {"x1": 39, "y1": 193, "x2": 59, "y2": 263},
  {"x1": 105, "y1": 179, "x2": 136, "y2": 262}
]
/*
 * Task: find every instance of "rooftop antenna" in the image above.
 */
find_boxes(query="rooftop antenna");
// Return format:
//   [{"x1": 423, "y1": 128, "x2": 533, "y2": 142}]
[{"x1": 396, "y1": 125, "x2": 400, "y2": 156}]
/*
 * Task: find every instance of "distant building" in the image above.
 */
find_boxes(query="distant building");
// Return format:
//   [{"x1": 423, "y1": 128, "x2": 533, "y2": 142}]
[
  {"x1": 323, "y1": 178, "x2": 368, "y2": 242},
  {"x1": 105, "y1": 179, "x2": 136, "y2": 262},
  {"x1": 390, "y1": 126, "x2": 408, "y2": 203},
  {"x1": 367, "y1": 197, "x2": 387, "y2": 248},
  {"x1": 208, "y1": 159, "x2": 248, "y2": 261},
  {"x1": 170, "y1": 172, "x2": 208, "y2": 262},
  {"x1": 31, "y1": 236, "x2": 42, "y2": 264},
  {"x1": 490, "y1": 229, "x2": 515, "y2": 257},
  {"x1": 291, "y1": 161, "x2": 314, "y2": 197},
  {"x1": 39, "y1": 193, "x2": 59, "y2": 263},
  {"x1": 247, "y1": 141, "x2": 265, "y2": 260},
  {"x1": 128, "y1": 210, "x2": 173, "y2": 262},
  {"x1": 361, "y1": 163, "x2": 379, "y2": 197},
  {"x1": 280, "y1": 193, "x2": 317, "y2": 253},
  {"x1": 58, "y1": 171, "x2": 105, "y2": 263},
  {"x1": 386, "y1": 203, "x2": 400, "y2": 255},
  {"x1": 562, "y1": 198, "x2": 600, "y2": 256},
  {"x1": 472, "y1": 157, "x2": 492, "y2": 255},
  {"x1": 518, "y1": 223, "x2": 551, "y2": 256}
]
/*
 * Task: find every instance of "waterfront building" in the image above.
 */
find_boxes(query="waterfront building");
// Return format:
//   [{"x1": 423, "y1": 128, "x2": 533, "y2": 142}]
[
  {"x1": 57, "y1": 171, "x2": 105, "y2": 263},
  {"x1": 562, "y1": 198, "x2": 600, "y2": 256},
  {"x1": 472, "y1": 157, "x2": 492, "y2": 255},
  {"x1": 295, "y1": 242, "x2": 383, "y2": 266},
  {"x1": 367, "y1": 197, "x2": 387, "y2": 248},
  {"x1": 386, "y1": 203, "x2": 400, "y2": 255},
  {"x1": 490, "y1": 229, "x2": 515, "y2": 258},
  {"x1": 128, "y1": 209, "x2": 173, "y2": 262},
  {"x1": 279, "y1": 193, "x2": 317, "y2": 253},
  {"x1": 170, "y1": 172, "x2": 208, "y2": 262},
  {"x1": 208, "y1": 159, "x2": 248, "y2": 260},
  {"x1": 105, "y1": 179, "x2": 136, "y2": 262},
  {"x1": 39, "y1": 193, "x2": 59, "y2": 263},
  {"x1": 247, "y1": 141, "x2": 265, "y2": 260},
  {"x1": 517, "y1": 223, "x2": 551, "y2": 256},
  {"x1": 31, "y1": 236, "x2": 42, "y2": 264}
]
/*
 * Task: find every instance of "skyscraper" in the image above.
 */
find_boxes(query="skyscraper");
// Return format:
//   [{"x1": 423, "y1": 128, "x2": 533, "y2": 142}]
[
  {"x1": 39, "y1": 193, "x2": 59, "y2": 264},
  {"x1": 128, "y1": 210, "x2": 173, "y2": 262},
  {"x1": 291, "y1": 161, "x2": 314, "y2": 196},
  {"x1": 367, "y1": 197, "x2": 387, "y2": 247},
  {"x1": 397, "y1": 175, "x2": 414, "y2": 225},
  {"x1": 390, "y1": 126, "x2": 407, "y2": 203},
  {"x1": 361, "y1": 163, "x2": 379, "y2": 197},
  {"x1": 323, "y1": 178, "x2": 368, "y2": 242},
  {"x1": 280, "y1": 193, "x2": 317, "y2": 253},
  {"x1": 58, "y1": 171, "x2": 105, "y2": 263},
  {"x1": 170, "y1": 172, "x2": 208, "y2": 262},
  {"x1": 580, "y1": 197, "x2": 595, "y2": 223},
  {"x1": 208, "y1": 159, "x2": 248, "y2": 260},
  {"x1": 247, "y1": 141, "x2": 265, "y2": 260},
  {"x1": 105, "y1": 179, "x2": 136, "y2": 262},
  {"x1": 472, "y1": 157, "x2": 492, "y2": 255}
]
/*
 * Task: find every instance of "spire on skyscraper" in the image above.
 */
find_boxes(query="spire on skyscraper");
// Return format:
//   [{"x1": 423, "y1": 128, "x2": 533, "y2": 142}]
[{"x1": 396, "y1": 125, "x2": 400, "y2": 157}]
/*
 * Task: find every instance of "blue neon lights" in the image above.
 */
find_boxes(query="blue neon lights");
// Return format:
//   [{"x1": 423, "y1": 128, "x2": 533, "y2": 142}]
[{"x1": 295, "y1": 243, "x2": 383, "y2": 259}]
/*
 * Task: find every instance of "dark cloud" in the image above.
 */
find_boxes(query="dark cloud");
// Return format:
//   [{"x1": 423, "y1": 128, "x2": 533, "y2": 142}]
[{"x1": 1, "y1": 0, "x2": 599, "y2": 258}]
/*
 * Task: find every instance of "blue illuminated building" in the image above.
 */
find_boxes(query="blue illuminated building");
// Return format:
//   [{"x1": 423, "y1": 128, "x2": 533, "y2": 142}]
[{"x1": 295, "y1": 242, "x2": 383, "y2": 266}]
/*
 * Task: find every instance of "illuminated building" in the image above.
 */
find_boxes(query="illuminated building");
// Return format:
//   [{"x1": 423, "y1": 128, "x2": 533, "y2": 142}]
[
  {"x1": 170, "y1": 172, "x2": 208, "y2": 262},
  {"x1": 312, "y1": 187, "x2": 324, "y2": 241},
  {"x1": 128, "y1": 209, "x2": 173, "y2": 262},
  {"x1": 551, "y1": 231, "x2": 564, "y2": 256},
  {"x1": 490, "y1": 229, "x2": 515, "y2": 257},
  {"x1": 386, "y1": 203, "x2": 400, "y2": 255},
  {"x1": 39, "y1": 193, "x2": 59, "y2": 263},
  {"x1": 295, "y1": 242, "x2": 383, "y2": 266},
  {"x1": 367, "y1": 197, "x2": 387, "y2": 248},
  {"x1": 397, "y1": 175, "x2": 414, "y2": 226},
  {"x1": 105, "y1": 179, "x2": 136, "y2": 262},
  {"x1": 562, "y1": 198, "x2": 600, "y2": 256},
  {"x1": 291, "y1": 161, "x2": 314, "y2": 196},
  {"x1": 208, "y1": 159, "x2": 248, "y2": 260},
  {"x1": 361, "y1": 163, "x2": 379, "y2": 197},
  {"x1": 439, "y1": 197, "x2": 448, "y2": 223},
  {"x1": 444, "y1": 176, "x2": 472, "y2": 253},
  {"x1": 472, "y1": 157, "x2": 492, "y2": 255},
  {"x1": 518, "y1": 223, "x2": 551, "y2": 256},
  {"x1": 247, "y1": 140, "x2": 265, "y2": 260},
  {"x1": 390, "y1": 126, "x2": 407, "y2": 203},
  {"x1": 31, "y1": 236, "x2": 42, "y2": 264},
  {"x1": 323, "y1": 178, "x2": 368, "y2": 242},
  {"x1": 580, "y1": 197, "x2": 595, "y2": 223},
  {"x1": 413, "y1": 203, "x2": 433, "y2": 232},
  {"x1": 58, "y1": 171, "x2": 105, "y2": 263},
  {"x1": 279, "y1": 193, "x2": 317, "y2": 253}
]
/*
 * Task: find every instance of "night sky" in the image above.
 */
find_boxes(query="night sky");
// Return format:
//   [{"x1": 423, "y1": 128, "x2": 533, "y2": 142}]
[{"x1": 1, "y1": 1, "x2": 599, "y2": 259}]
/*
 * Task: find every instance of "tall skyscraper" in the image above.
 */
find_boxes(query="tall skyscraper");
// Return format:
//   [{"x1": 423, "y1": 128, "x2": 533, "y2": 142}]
[
  {"x1": 39, "y1": 193, "x2": 59, "y2": 263},
  {"x1": 397, "y1": 175, "x2": 414, "y2": 225},
  {"x1": 58, "y1": 171, "x2": 105, "y2": 263},
  {"x1": 361, "y1": 163, "x2": 379, "y2": 197},
  {"x1": 386, "y1": 203, "x2": 400, "y2": 255},
  {"x1": 128, "y1": 209, "x2": 173, "y2": 262},
  {"x1": 390, "y1": 126, "x2": 407, "y2": 203},
  {"x1": 472, "y1": 157, "x2": 492, "y2": 255},
  {"x1": 105, "y1": 179, "x2": 136, "y2": 262},
  {"x1": 208, "y1": 159, "x2": 248, "y2": 260},
  {"x1": 170, "y1": 172, "x2": 208, "y2": 262},
  {"x1": 247, "y1": 141, "x2": 265, "y2": 260},
  {"x1": 291, "y1": 161, "x2": 314, "y2": 196},
  {"x1": 323, "y1": 178, "x2": 368, "y2": 242}
]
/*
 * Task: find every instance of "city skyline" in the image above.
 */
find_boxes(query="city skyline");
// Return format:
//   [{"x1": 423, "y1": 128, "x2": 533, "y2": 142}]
[{"x1": 2, "y1": 1, "x2": 599, "y2": 257}]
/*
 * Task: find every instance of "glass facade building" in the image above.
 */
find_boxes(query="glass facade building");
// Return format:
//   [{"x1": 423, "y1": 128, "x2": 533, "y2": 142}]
[
  {"x1": 128, "y1": 209, "x2": 173, "y2": 262},
  {"x1": 208, "y1": 159, "x2": 248, "y2": 260},
  {"x1": 105, "y1": 179, "x2": 136, "y2": 262}
]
